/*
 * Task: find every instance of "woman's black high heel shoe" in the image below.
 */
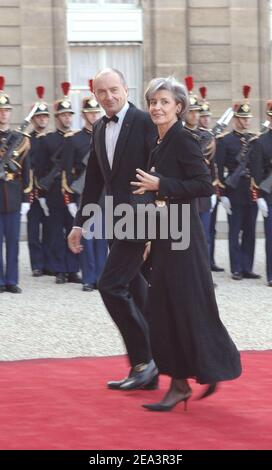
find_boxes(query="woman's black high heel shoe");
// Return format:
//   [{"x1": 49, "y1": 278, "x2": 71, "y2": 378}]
[
  {"x1": 197, "y1": 383, "x2": 218, "y2": 400},
  {"x1": 142, "y1": 391, "x2": 191, "y2": 412}
]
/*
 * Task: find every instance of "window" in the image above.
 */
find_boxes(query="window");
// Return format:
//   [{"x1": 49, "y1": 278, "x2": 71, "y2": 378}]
[
  {"x1": 68, "y1": 1, "x2": 139, "y2": 5},
  {"x1": 67, "y1": 0, "x2": 143, "y2": 128},
  {"x1": 69, "y1": 45, "x2": 142, "y2": 128}
]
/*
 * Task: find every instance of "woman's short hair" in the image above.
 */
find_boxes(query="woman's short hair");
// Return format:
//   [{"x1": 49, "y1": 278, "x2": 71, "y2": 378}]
[{"x1": 145, "y1": 77, "x2": 189, "y2": 119}]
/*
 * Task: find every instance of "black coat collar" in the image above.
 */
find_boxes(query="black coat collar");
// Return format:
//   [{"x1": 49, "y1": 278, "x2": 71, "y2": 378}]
[{"x1": 149, "y1": 120, "x2": 182, "y2": 169}]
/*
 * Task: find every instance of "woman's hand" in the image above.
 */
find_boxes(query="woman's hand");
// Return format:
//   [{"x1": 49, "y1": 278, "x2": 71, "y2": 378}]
[
  {"x1": 130, "y1": 168, "x2": 160, "y2": 195},
  {"x1": 143, "y1": 241, "x2": 151, "y2": 261}
]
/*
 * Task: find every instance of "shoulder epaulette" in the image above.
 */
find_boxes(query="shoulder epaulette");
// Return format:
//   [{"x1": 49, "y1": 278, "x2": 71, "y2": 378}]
[
  {"x1": 199, "y1": 127, "x2": 213, "y2": 136},
  {"x1": 215, "y1": 131, "x2": 230, "y2": 139},
  {"x1": 64, "y1": 129, "x2": 81, "y2": 138},
  {"x1": 21, "y1": 132, "x2": 31, "y2": 139},
  {"x1": 183, "y1": 128, "x2": 201, "y2": 142}
]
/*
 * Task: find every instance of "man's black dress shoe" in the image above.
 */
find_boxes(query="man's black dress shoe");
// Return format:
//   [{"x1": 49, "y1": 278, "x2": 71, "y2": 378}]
[
  {"x1": 268, "y1": 280, "x2": 272, "y2": 287},
  {"x1": 82, "y1": 283, "x2": 95, "y2": 292},
  {"x1": 211, "y1": 265, "x2": 225, "y2": 272},
  {"x1": 120, "y1": 360, "x2": 158, "y2": 391},
  {"x1": 32, "y1": 269, "x2": 43, "y2": 277},
  {"x1": 108, "y1": 374, "x2": 159, "y2": 391},
  {"x1": 231, "y1": 272, "x2": 243, "y2": 280},
  {"x1": 6, "y1": 285, "x2": 22, "y2": 293},
  {"x1": 67, "y1": 272, "x2": 82, "y2": 283},
  {"x1": 0, "y1": 286, "x2": 5, "y2": 293},
  {"x1": 242, "y1": 272, "x2": 261, "y2": 279},
  {"x1": 55, "y1": 273, "x2": 66, "y2": 284}
]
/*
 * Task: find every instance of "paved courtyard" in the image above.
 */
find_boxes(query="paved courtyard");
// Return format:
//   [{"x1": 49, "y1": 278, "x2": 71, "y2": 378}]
[{"x1": 0, "y1": 240, "x2": 271, "y2": 362}]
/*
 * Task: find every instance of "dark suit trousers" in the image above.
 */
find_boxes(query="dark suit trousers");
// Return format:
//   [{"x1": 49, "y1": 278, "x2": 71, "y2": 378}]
[{"x1": 98, "y1": 239, "x2": 152, "y2": 367}]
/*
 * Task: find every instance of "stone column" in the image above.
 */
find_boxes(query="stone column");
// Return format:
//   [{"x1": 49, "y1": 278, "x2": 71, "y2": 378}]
[
  {"x1": 52, "y1": 0, "x2": 69, "y2": 99},
  {"x1": 258, "y1": 0, "x2": 271, "y2": 118},
  {"x1": 0, "y1": 0, "x2": 21, "y2": 125},
  {"x1": 142, "y1": 0, "x2": 188, "y2": 91},
  {"x1": 230, "y1": 0, "x2": 270, "y2": 130},
  {"x1": 19, "y1": 0, "x2": 68, "y2": 118},
  {"x1": 188, "y1": 0, "x2": 231, "y2": 120}
]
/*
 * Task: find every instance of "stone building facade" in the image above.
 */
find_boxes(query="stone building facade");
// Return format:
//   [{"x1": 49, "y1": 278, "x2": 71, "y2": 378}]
[
  {"x1": 0, "y1": 0, "x2": 67, "y2": 125},
  {"x1": 0, "y1": 0, "x2": 271, "y2": 130}
]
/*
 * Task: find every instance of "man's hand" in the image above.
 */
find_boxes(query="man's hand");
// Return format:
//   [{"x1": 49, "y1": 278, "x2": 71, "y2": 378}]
[
  {"x1": 220, "y1": 196, "x2": 232, "y2": 215},
  {"x1": 68, "y1": 227, "x2": 83, "y2": 254},
  {"x1": 67, "y1": 202, "x2": 78, "y2": 218},
  {"x1": 257, "y1": 198, "x2": 269, "y2": 218},
  {"x1": 38, "y1": 198, "x2": 49, "y2": 217}
]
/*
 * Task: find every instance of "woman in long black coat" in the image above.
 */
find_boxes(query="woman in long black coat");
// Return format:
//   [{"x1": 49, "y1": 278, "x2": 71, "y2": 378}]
[{"x1": 131, "y1": 77, "x2": 242, "y2": 411}]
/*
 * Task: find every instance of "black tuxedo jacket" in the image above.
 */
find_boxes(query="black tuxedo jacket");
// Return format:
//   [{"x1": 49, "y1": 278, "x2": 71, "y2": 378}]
[{"x1": 74, "y1": 103, "x2": 156, "y2": 228}]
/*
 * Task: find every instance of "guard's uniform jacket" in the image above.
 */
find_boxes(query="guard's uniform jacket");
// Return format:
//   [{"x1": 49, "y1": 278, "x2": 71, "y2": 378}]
[
  {"x1": 216, "y1": 130, "x2": 257, "y2": 205},
  {"x1": 0, "y1": 129, "x2": 31, "y2": 213},
  {"x1": 36, "y1": 129, "x2": 67, "y2": 208},
  {"x1": 27, "y1": 129, "x2": 50, "y2": 273},
  {"x1": 35, "y1": 128, "x2": 79, "y2": 275},
  {"x1": 215, "y1": 129, "x2": 258, "y2": 275},
  {"x1": 0, "y1": 129, "x2": 31, "y2": 287},
  {"x1": 61, "y1": 128, "x2": 88, "y2": 204},
  {"x1": 62, "y1": 127, "x2": 108, "y2": 286}
]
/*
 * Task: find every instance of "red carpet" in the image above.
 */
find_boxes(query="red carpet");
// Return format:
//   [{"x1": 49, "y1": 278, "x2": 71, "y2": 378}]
[{"x1": 0, "y1": 351, "x2": 271, "y2": 450}]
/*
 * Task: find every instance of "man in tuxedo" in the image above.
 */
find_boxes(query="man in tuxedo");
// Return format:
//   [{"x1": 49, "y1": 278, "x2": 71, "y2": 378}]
[{"x1": 68, "y1": 68, "x2": 158, "y2": 391}]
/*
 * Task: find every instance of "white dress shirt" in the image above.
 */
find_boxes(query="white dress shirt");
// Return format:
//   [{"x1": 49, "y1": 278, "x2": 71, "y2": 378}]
[
  {"x1": 105, "y1": 101, "x2": 129, "y2": 169},
  {"x1": 72, "y1": 102, "x2": 130, "y2": 229}
]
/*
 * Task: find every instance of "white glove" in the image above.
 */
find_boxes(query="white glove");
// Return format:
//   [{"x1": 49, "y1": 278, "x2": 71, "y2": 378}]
[
  {"x1": 221, "y1": 196, "x2": 232, "y2": 215},
  {"x1": 257, "y1": 198, "x2": 268, "y2": 218},
  {"x1": 210, "y1": 194, "x2": 217, "y2": 212},
  {"x1": 20, "y1": 202, "x2": 30, "y2": 216},
  {"x1": 38, "y1": 197, "x2": 49, "y2": 217},
  {"x1": 67, "y1": 202, "x2": 78, "y2": 218}
]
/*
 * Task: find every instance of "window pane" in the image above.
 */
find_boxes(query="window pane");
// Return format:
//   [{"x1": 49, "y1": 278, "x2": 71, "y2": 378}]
[
  {"x1": 69, "y1": 45, "x2": 142, "y2": 128},
  {"x1": 68, "y1": 1, "x2": 139, "y2": 5}
]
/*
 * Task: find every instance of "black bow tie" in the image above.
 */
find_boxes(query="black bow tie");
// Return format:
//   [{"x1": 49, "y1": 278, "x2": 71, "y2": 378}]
[{"x1": 103, "y1": 115, "x2": 119, "y2": 124}]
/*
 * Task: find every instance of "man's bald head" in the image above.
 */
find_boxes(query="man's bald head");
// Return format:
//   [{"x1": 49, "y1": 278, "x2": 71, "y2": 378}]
[{"x1": 93, "y1": 68, "x2": 129, "y2": 117}]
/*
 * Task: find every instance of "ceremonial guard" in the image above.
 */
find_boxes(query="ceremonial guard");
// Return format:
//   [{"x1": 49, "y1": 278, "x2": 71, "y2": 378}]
[
  {"x1": 27, "y1": 86, "x2": 51, "y2": 276},
  {"x1": 36, "y1": 82, "x2": 80, "y2": 284},
  {"x1": 250, "y1": 100, "x2": 272, "y2": 287},
  {"x1": 62, "y1": 80, "x2": 108, "y2": 291},
  {"x1": 199, "y1": 86, "x2": 224, "y2": 272},
  {"x1": 215, "y1": 86, "x2": 260, "y2": 280},
  {"x1": 0, "y1": 76, "x2": 31, "y2": 293},
  {"x1": 184, "y1": 76, "x2": 216, "y2": 257}
]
